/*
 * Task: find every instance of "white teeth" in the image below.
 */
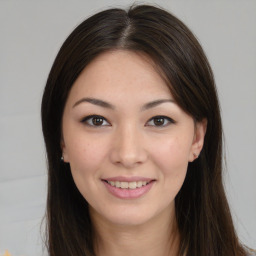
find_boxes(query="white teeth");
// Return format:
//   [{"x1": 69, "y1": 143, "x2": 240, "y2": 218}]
[
  {"x1": 116, "y1": 181, "x2": 121, "y2": 188},
  {"x1": 128, "y1": 181, "x2": 137, "y2": 189},
  {"x1": 137, "y1": 181, "x2": 143, "y2": 188},
  {"x1": 120, "y1": 182, "x2": 128, "y2": 189},
  {"x1": 107, "y1": 181, "x2": 150, "y2": 189}
]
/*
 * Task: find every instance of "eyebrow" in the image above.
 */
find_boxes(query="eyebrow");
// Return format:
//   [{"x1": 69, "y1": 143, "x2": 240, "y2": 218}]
[
  {"x1": 73, "y1": 97, "x2": 115, "y2": 109},
  {"x1": 72, "y1": 97, "x2": 175, "y2": 110},
  {"x1": 141, "y1": 99, "x2": 175, "y2": 111}
]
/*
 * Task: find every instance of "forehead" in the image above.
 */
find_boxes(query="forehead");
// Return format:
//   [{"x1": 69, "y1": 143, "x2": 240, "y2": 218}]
[{"x1": 68, "y1": 50, "x2": 172, "y2": 104}]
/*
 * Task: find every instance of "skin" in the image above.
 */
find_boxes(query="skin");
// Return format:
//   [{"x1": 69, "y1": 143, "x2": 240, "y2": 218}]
[{"x1": 61, "y1": 50, "x2": 207, "y2": 256}]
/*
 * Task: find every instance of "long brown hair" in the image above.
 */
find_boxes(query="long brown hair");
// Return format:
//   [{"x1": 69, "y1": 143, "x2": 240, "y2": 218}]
[{"x1": 41, "y1": 4, "x2": 246, "y2": 256}]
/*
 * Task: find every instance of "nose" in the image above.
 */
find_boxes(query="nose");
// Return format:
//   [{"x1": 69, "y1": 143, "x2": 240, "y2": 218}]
[{"x1": 109, "y1": 123, "x2": 148, "y2": 169}]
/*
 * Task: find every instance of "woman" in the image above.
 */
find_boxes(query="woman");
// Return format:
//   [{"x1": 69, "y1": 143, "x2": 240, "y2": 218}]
[{"x1": 41, "y1": 4, "x2": 255, "y2": 256}]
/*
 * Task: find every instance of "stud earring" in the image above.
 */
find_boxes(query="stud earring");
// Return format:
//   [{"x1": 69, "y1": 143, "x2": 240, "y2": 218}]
[
  {"x1": 61, "y1": 156, "x2": 64, "y2": 161},
  {"x1": 193, "y1": 153, "x2": 198, "y2": 158}
]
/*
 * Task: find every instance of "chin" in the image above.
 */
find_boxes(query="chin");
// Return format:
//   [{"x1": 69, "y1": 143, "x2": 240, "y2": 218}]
[
  {"x1": 90, "y1": 203, "x2": 167, "y2": 228},
  {"x1": 106, "y1": 212, "x2": 154, "y2": 227}
]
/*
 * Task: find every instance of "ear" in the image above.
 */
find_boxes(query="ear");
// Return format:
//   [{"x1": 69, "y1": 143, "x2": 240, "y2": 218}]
[
  {"x1": 60, "y1": 138, "x2": 70, "y2": 163},
  {"x1": 189, "y1": 118, "x2": 207, "y2": 162}
]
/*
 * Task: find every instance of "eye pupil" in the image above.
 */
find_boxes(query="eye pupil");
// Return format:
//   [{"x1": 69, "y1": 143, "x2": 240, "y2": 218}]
[
  {"x1": 92, "y1": 117, "x2": 103, "y2": 126},
  {"x1": 154, "y1": 118, "x2": 164, "y2": 126}
]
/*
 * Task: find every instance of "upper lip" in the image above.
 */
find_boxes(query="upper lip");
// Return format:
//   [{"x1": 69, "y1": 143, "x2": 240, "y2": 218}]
[{"x1": 102, "y1": 176, "x2": 155, "y2": 182}]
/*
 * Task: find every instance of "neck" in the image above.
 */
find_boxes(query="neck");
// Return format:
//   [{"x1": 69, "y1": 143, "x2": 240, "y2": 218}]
[{"x1": 91, "y1": 205, "x2": 180, "y2": 256}]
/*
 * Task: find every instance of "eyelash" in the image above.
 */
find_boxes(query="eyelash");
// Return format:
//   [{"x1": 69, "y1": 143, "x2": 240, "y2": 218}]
[
  {"x1": 146, "y1": 116, "x2": 175, "y2": 127},
  {"x1": 81, "y1": 115, "x2": 110, "y2": 127},
  {"x1": 80, "y1": 115, "x2": 175, "y2": 127}
]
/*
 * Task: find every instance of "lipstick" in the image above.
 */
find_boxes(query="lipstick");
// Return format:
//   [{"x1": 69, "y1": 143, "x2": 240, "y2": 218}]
[{"x1": 102, "y1": 176, "x2": 155, "y2": 199}]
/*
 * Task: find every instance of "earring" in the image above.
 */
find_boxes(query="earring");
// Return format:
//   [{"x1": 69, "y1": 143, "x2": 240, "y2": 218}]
[
  {"x1": 193, "y1": 153, "x2": 198, "y2": 159},
  {"x1": 61, "y1": 156, "x2": 64, "y2": 161}
]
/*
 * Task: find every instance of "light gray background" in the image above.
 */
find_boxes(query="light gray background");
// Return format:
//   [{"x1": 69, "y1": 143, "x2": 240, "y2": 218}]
[{"x1": 0, "y1": 0, "x2": 255, "y2": 255}]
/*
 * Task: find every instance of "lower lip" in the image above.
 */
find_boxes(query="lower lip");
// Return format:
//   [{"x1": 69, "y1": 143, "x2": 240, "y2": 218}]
[{"x1": 103, "y1": 181, "x2": 155, "y2": 199}]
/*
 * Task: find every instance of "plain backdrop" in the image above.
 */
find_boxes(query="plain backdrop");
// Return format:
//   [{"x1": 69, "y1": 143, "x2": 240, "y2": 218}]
[{"x1": 0, "y1": 0, "x2": 255, "y2": 255}]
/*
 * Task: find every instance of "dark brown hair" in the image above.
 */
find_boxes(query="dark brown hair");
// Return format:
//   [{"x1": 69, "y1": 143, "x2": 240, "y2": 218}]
[{"x1": 41, "y1": 4, "x2": 246, "y2": 256}]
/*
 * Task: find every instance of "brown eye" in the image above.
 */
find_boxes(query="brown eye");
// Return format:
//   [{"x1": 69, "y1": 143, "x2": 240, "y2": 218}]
[
  {"x1": 153, "y1": 117, "x2": 165, "y2": 126},
  {"x1": 92, "y1": 117, "x2": 104, "y2": 126},
  {"x1": 81, "y1": 115, "x2": 110, "y2": 127},
  {"x1": 146, "y1": 116, "x2": 175, "y2": 127}
]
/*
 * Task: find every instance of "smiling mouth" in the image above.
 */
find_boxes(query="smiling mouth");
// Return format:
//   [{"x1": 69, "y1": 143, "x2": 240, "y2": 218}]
[
  {"x1": 105, "y1": 180, "x2": 151, "y2": 189},
  {"x1": 102, "y1": 179, "x2": 155, "y2": 199}
]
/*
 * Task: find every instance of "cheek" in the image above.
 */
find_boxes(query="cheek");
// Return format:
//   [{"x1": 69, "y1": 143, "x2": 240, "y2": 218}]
[
  {"x1": 152, "y1": 136, "x2": 191, "y2": 170},
  {"x1": 66, "y1": 135, "x2": 109, "y2": 177},
  {"x1": 149, "y1": 135, "x2": 192, "y2": 196},
  {"x1": 66, "y1": 137, "x2": 110, "y2": 201}
]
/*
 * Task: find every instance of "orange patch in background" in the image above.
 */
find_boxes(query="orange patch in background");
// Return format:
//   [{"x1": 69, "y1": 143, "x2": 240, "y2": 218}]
[{"x1": 3, "y1": 251, "x2": 11, "y2": 256}]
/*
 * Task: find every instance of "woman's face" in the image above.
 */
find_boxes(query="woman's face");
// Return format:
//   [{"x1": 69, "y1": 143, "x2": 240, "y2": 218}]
[{"x1": 62, "y1": 50, "x2": 206, "y2": 226}]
